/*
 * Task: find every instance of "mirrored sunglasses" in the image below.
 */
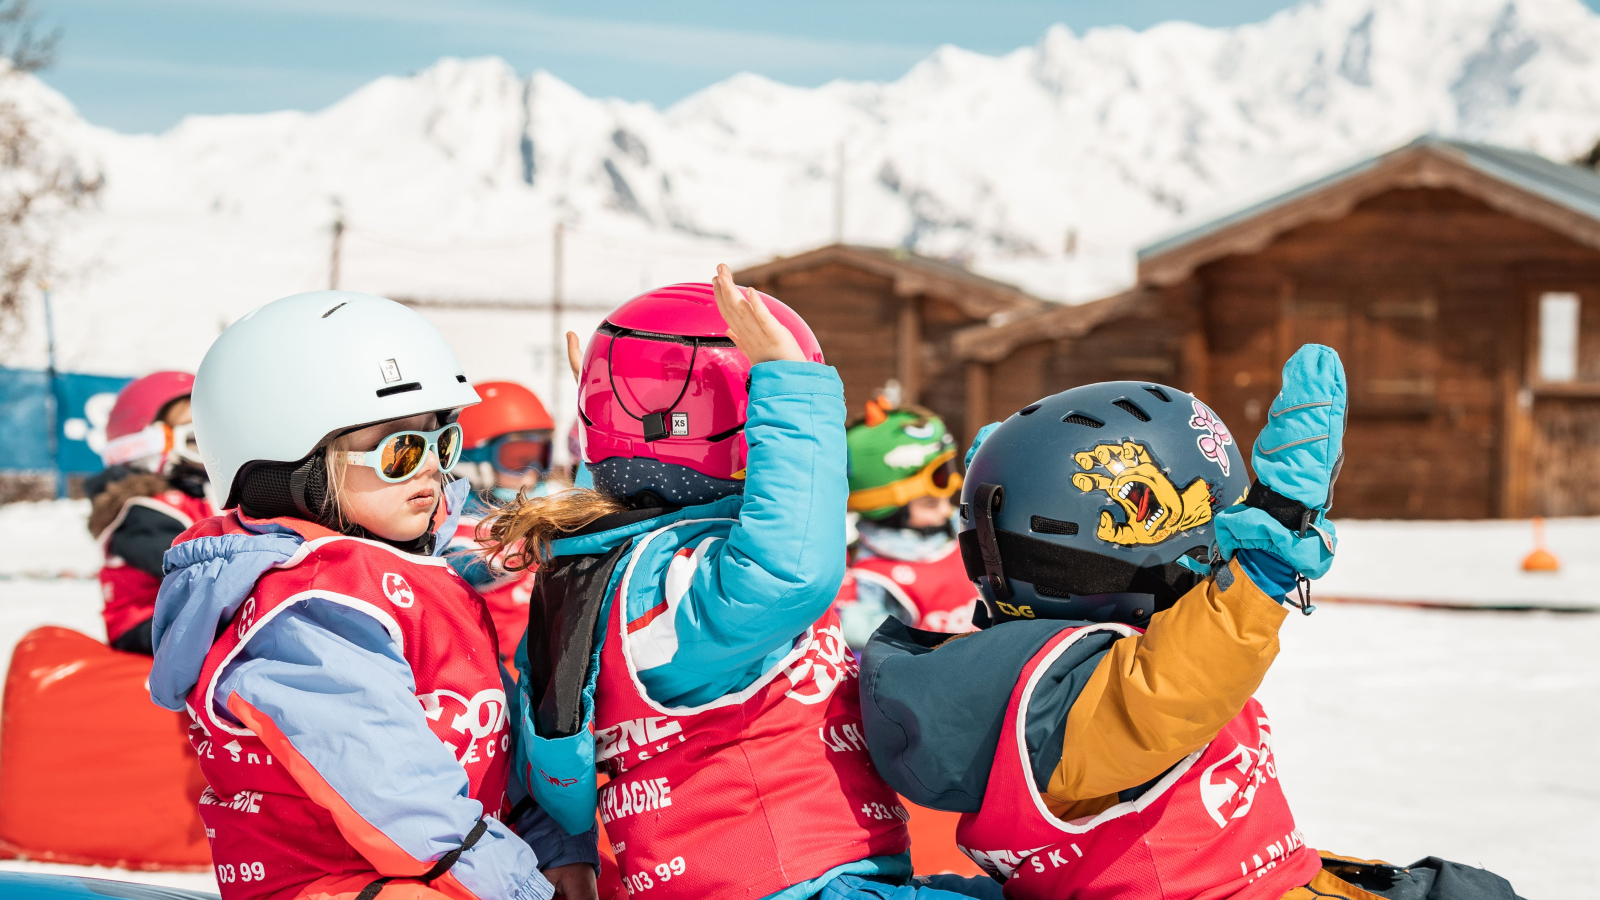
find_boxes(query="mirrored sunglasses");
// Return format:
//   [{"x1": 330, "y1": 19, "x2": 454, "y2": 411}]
[{"x1": 344, "y1": 422, "x2": 463, "y2": 483}]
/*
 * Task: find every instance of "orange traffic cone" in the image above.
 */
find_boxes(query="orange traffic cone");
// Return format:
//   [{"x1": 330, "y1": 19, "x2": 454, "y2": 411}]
[{"x1": 1521, "y1": 517, "x2": 1561, "y2": 573}]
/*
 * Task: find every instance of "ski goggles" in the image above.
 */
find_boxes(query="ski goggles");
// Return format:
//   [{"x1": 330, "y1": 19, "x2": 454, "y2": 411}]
[
  {"x1": 464, "y1": 430, "x2": 553, "y2": 476},
  {"x1": 344, "y1": 422, "x2": 463, "y2": 483},
  {"x1": 847, "y1": 448, "x2": 963, "y2": 512},
  {"x1": 103, "y1": 422, "x2": 203, "y2": 469}
]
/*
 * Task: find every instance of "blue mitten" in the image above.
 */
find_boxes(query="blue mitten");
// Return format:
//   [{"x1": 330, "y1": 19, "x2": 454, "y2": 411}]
[{"x1": 1214, "y1": 344, "x2": 1347, "y2": 580}]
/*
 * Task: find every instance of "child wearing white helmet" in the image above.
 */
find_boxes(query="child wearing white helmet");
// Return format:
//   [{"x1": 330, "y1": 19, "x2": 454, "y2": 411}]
[{"x1": 147, "y1": 291, "x2": 595, "y2": 900}]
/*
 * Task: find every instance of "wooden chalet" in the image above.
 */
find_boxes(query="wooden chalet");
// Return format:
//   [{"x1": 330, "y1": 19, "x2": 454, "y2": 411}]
[
  {"x1": 953, "y1": 137, "x2": 1600, "y2": 519},
  {"x1": 735, "y1": 244, "x2": 1043, "y2": 436}
]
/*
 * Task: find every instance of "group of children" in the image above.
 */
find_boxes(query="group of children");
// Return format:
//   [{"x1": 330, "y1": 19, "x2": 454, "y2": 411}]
[{"x1": 88, "y1": 266, "x2": 1518, "y2": 900}]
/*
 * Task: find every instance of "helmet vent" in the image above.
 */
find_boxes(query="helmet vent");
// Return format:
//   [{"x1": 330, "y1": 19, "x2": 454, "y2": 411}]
[
  {"x1": 1062, "y1": 412, "x2": 1104, "y2": 428},
  {"x1": 456, "y1": 374, "x2": 468, "y2": 383},
  {"x1": 1113, "y1": 398, "x2": 1151, "y2": 422},
  {"x1": 1018, "y1": 403, "x2": 1041, "y2": 416},
  {"x1": 376, "y1": 382, "x2": 422, "y2": 398},
  {"x1": 1030, "y1": 515, "x2": 1079, "y2": 535},
  {"x1": 321, "y1": 302, "x2": 348, "y2": 318},
  {"x1": 1035, "y1": 583, "x2": 1073, "y2": 599},
  {"x1": 1143, "y1": 386, "x2": 1170, "y2": 402}
]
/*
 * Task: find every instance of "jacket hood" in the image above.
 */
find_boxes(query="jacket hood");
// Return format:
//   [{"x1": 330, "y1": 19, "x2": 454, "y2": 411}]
[{"x1": 148, "y1": 477, "x2": 471, "y2": 711}]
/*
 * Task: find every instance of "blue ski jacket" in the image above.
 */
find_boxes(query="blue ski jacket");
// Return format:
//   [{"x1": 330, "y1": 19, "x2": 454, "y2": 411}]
[{"x1": 519, "y1": 361, "x2": 915, "y2": 900}]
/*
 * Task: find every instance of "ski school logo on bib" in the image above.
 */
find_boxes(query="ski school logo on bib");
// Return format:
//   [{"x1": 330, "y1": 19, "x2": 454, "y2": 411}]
[
  {"x1": 418, "y1": 687, "x2": 510, "y2": 764},
  {"x1": 382, "y1": 573, "x2": 415, "y2": 608},
  {"x1": 781, "y1": 623, "x2": 854, "y2": 705}
]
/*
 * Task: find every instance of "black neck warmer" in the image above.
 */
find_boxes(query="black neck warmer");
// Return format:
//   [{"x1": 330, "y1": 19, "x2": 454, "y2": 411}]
[{"x1": 236, "y1": 451, "x2": 436, "y2": 555}]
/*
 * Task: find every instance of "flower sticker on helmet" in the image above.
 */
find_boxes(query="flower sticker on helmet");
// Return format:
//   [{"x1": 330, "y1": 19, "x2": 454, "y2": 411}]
[{"x1": 1189, "y1": 399, "x2": 1235, "y2": 476}]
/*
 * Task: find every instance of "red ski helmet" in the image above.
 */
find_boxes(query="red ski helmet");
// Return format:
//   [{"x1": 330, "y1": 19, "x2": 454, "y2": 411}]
[
  {"x1": 578, "y1": 282, "x2": 823, "y2": 481},
  {"x1": 458, "y1": 381, "x2": 555, "y2": 448},
  {"x1": 107, "y1": 371, "x2": 195, "y2": 441}
]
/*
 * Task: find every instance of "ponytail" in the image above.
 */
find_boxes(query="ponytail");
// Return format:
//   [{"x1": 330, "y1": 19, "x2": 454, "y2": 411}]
[{"x1": 478, "y1": 487, "x2": 625, "y2": 571}]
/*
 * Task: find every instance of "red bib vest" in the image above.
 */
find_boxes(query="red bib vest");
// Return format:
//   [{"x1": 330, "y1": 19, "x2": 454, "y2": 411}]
[
  {"x1": 592, "y1": 527, "x2": 910, "y2": 900},
  {"x1": 956, "y1": 625, "x2": 1320, "y2": 900},
  {"x1": 849, "y1": 542, "x2": 980, "y2": 633},
  {"x1": 183, "y1": 514, "x2": 510, "y2": 900},
  {"x1": 99, "y1": 491, "x2": 215, "y2": 643}
]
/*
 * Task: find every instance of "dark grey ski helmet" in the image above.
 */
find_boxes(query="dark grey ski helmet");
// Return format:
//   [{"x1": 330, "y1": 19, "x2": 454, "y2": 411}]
[{"x1": 958, "y1": 382, "x2": 1249, "y2": 627}]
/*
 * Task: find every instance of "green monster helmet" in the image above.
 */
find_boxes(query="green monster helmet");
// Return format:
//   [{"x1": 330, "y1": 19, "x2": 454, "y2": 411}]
[{"x1": 847, "y1": 404, "x2": 963, "y2": 520}]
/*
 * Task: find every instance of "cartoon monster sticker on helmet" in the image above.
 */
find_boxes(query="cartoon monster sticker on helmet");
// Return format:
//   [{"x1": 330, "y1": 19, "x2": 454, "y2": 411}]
[
  {"x1": 959, "y1": 381, "x2": 1249, "y2": 627},
  {"x1": 847, "y1": 404, "x2": 962, "y2": 518},
  {"x1": 1069, "y1": 440, "x2": 1214, "y2": 546},
  {"x1": 577, "y1": 282, "x2": 823, "y2": 483}
]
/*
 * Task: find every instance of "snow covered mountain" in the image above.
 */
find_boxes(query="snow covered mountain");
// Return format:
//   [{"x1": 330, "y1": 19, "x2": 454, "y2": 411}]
[{"x1": 11, "y1": 0, "x2": 1600, "y2": 382}]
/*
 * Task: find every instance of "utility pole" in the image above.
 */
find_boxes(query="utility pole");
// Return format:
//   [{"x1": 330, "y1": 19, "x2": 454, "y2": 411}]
[
  {"x1": 329, "y1": 214, "x2": 345, "y2": 290},
  {"x1": 40, "y1": 281, "x2": 63, "y2": 498},
  {"x1": 833, "y1": 141, "x2": 846, "y2": 245},
  {"x1": 551, "y1": 221, "x2": 565, "y2": 425}
]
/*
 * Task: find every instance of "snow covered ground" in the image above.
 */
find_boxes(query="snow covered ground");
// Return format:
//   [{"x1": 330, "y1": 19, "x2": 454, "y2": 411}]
[
  {"x1": 1317, "y1": 516, "x2": 1600, "y2": 609},
  {"x1": 0, "y1": 502, "x2": 1594, "y2": 896}
]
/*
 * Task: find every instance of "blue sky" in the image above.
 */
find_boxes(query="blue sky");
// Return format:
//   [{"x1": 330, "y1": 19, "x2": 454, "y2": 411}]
[{"x1": 30, "y1": 0, "x2": 1596, "y2": 134}]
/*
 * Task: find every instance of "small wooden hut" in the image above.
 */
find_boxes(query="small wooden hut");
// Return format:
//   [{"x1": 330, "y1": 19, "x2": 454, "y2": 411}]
[
  {"x1": 953, "y1": 137, "x2": 1600, "y2": 519},
  {"x1": 736, "y1": 244, "x2": 1042, "y2": 435}
]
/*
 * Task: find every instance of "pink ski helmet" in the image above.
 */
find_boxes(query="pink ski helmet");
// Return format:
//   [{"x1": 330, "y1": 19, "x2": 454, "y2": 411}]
[
  {"x1": 578, "y1": 282, "x2": 823, "y2": 484},
  {"x1": 107, "y1": 371, "x2": 195, "y2": 441}
]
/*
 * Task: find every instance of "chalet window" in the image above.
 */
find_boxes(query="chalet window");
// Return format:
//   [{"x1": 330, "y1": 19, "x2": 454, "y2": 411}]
[{"x1": 1537, "y1": 292, "x2": 1581, "y2": 383}]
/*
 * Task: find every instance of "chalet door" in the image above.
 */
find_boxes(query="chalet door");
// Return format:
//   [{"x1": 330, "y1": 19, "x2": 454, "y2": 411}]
[
  {"x1": 1525, "y1": 283, "x2": 1600, "y2": 517},
  {"x1": 1285, "y1": 278, "x2": 1445, "y2": 518}
]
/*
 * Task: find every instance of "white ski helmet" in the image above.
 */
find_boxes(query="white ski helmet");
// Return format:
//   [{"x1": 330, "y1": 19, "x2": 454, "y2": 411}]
[{"x1": 193, "y1": 290, "x2": 479, "y2": 511}]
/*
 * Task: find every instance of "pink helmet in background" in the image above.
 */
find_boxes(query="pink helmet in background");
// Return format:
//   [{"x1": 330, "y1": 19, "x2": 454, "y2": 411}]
[
  {"x1": 107, "y1": 371, "x2": 195, "y2": 442},
  {"x1": 578, "y1": 282, "x2": 824, "y2": 483}
]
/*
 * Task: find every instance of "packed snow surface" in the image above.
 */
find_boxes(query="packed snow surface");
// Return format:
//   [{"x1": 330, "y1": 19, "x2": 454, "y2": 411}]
[{"x1": 0, "y1": 503, "x2": 1596, "y2": 895}]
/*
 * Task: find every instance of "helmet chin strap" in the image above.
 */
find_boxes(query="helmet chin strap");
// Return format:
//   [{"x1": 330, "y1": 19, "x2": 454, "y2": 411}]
[{"x1": 971, "y1": 483, "x2": 1011, "y2": 602}]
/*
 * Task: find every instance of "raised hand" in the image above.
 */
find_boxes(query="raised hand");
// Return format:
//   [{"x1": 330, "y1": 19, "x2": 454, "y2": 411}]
[
  {"x1": 712, "y1": 263, "x2": 805, "y2": 365},
  {"x1": 566, "y1": 331, "x2": 583, "y2": 385}
]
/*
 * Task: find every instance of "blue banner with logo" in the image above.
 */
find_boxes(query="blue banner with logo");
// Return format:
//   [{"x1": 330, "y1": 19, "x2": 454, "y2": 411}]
[{"x1": 0, "y1": 367, "x2": 132, "y2": 474}]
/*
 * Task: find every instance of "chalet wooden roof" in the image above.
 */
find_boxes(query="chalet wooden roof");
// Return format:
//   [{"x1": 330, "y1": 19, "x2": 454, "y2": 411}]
[
  {"x1": 951, "y1": 287, "x2": 1154, "y2": 363},
  {"x1": 1138, "y1": 136, "x2": 1600, "y2": 286},
  {"x1": 734, "y1": 243, "x2": 1043, "y2": 320}
]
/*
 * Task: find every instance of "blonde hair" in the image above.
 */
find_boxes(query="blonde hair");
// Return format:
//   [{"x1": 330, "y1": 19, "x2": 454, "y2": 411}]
[
  {"x1": 318, "y1": 434, "x2": 356, "y2": 530},
  {"x1": 479, "y1": 487, "x2": 625, "y2": 571}
]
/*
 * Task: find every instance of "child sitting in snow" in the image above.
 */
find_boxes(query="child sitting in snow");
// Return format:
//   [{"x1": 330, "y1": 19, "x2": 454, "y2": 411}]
[
  {"x1": 148, "y1": 291, "x2": 594, "y2": 900},
  {"x1": 836, "y1": 401, "x2": 980, "y2": 648},
  {"x1": 484, "y1": 266, "x2": 999, "y2": 900},
  {"x1": 86, "y1": 371, "x2": 214, "y2": 654}
]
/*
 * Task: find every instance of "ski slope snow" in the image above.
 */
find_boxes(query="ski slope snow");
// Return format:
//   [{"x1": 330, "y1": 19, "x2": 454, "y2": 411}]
[{"x1": 0, "y1": 502, "x2": 1596, "y2": 895}]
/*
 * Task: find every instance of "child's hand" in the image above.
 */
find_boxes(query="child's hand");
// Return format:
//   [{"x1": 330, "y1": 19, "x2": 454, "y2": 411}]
[
  {"x1": 713, "y1": 263, "x2": 806, "y2": 365},
  {"x1": 544, "y1": 862, "x2": 598, "y2": 900},
  {"x1": 566, "y1": 331, "x2": 583, "y2": 385}
]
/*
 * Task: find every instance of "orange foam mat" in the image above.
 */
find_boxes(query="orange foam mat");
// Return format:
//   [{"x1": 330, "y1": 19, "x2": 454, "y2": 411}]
[{"x1": 0, "y1": 626, "x2": 211, "y2": 870}]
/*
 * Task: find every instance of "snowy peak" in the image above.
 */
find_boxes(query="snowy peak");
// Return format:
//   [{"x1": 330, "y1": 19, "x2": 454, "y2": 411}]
[{"x1": 14, "y1": 0, "x2": 1600, "y2": 376}]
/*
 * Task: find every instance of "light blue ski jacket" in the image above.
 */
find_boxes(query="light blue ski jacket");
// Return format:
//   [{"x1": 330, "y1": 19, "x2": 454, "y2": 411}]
[
  {"x1": 149, "y1": 477, "x2": 594, "y2": 900},
  {"x1": 520, "y1": 361, "x2": 913, "y2": 899}
]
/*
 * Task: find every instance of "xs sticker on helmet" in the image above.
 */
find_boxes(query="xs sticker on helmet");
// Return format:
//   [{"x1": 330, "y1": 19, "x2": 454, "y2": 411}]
[{"x1": 1071, "y1": 441, "x2": 1213, "y2": 546}]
